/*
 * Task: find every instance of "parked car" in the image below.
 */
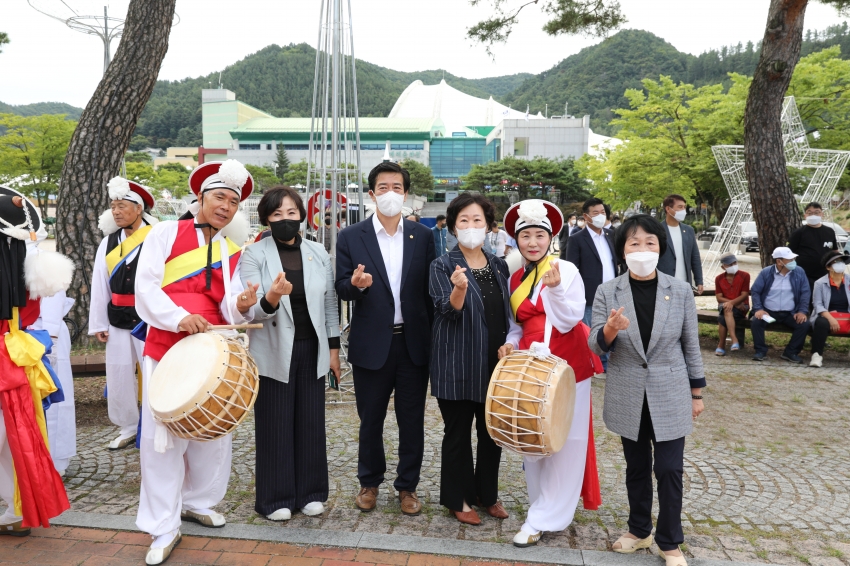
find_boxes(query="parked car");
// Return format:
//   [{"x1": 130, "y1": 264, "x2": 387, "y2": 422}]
[
  {"x1": 821, "y1": 222, "x2": 849, "y2": 247},
  {"x1": 740, "y1": 222, "x2": 759, "y2": 252},
  {"x1": 698, "y1": 226, "x2": 722, "y2": 241}
]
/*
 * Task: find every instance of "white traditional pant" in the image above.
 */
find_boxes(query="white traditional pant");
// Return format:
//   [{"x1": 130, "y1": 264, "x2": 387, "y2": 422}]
[
  {"x1": 523, "y1": 379, "x2": 591, "y2": 534},
  {"x1": 106, "y1": 326, "x2": 143, "y2": 438},
  {"x1": 0, "y1": 412, "x2": 20, "y2": 522},
  {"x1": 46, "y1": 321, "x2": 76, "y2": 473},
  {"x1": 136, "y1": 356, "x2": 232, "y2": 537}
]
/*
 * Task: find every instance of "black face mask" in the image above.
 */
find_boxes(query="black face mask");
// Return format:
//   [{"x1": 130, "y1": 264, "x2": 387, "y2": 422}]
[{"x1": 269, "y1": 219, "x2": 300, "y2": 242}]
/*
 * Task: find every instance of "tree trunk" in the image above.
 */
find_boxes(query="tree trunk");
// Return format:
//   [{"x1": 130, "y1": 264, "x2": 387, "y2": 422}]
[
  {"x1": 56, "y1": 0, "x2": 176, "y2": 335},
  {"x1": 744, "y1": 0, "x2": 808, "y2": 266}
]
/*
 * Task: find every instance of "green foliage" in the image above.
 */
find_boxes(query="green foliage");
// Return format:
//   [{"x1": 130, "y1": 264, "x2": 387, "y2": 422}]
[
  {"x1": 0, "y1": 101, "x2": 83, "y2": 121},
  {"x1": 0, "y1": 32, "x2": 8, "y2": 54},
  {"x1": 274, "y1": 145, "x2": 290, "y2": 177},
  {"x1": 128, "y1": 134, "x2": 151, "y2": 151},
  {"x1": 0, "y1": 113, "x2": 76, "y2": 217},
  {"x1": 461, "y1": 156, "x2": 590, "y2": 201},
  {"x1": 399, "y1": 159, "x2": 435, "y2": 196},
  {"x1": 245, "y1": 164, "x2": 281, "y2": 194},
  {"x1": 282, "y1": 160, "x2": 309, "y2": 186},
  {"x1": 125, "y1": 151, "x2": 152, "y2": 163},
  {"x1": 124, "y1": 161, "x2": 191, "y2": 199},
  {"x1": 579, "y1": 47, "x2": 850, "y2": 211}
]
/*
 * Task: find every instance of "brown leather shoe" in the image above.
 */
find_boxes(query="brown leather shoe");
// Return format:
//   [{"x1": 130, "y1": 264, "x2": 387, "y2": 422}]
[
  {"x1": 484, "y1": 501, "x2": 509, "y2": 519},
  {"x1": 355, "y1": 487, "x2": 378, "y2": 512},
  {"x1": 398, "y1": 491, "x2": 422, "y2": 516},
  {"x1": 452, "y1": 509, "x2": 481, "y2": 525}
]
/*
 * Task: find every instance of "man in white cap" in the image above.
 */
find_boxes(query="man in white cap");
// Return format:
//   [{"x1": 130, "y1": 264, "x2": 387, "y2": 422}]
[
  {"x1": 133, "y1": 160, "x2": 257, "y2": 565},
  {"x1": 89, "y1": 177, "x2": 158, "y2": 450},
  {"x1": 749, "y1": 247, "x2": 811, "y2": 362}
]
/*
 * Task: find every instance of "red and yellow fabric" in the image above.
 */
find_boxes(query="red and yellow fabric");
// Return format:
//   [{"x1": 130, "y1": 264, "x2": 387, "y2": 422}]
[
  {"x1": 0, "y1": 307, "x2": 69, "y2": 528},
  {"x1": 509, "y1": 259, "x2": 602, "y2": 510}
]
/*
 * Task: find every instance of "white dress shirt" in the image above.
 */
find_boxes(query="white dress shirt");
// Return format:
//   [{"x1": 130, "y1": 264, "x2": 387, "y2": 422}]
[
  {"x1": 589, "y1": 228, "x2": 616, "y2": 283},
  {"x1": 764, "y1": 267, "x2": 795, "y2": 312},
  {"x1": 372, "y1": 213, "x2": 405, "y2": 324},
  {"x1": 668, "y1": 224, "x2": 687, "y2": 281}
]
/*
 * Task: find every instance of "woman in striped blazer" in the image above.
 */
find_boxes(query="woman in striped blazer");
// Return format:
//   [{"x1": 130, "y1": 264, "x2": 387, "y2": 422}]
[{"x1": 429, "y1": 193, "x2": 521, "y2": 526}]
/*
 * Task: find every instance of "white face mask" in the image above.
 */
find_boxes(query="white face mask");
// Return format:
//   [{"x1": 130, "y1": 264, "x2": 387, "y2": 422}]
[
  {"x1": 831, "y1": 261, "x2": 846, "y2": 273},
  {"x1": 725, "y1": 264, "x2": 739, "y2": 275},
  {"x1": 589, "y1": 214, "x2": 606, "y2": 229},
  {"x1": 374, "y1": 191, "x2": 404, "y2": 217},
  {"x1": 625, "y1": 251, "x2": 659, "y2": 277},
  {"x1": 457, "y1": 227, "x2": 486, "y2": 249},
  {"x1": 806, "y1": 215, "x2": 822, "y2": 226},
  {"x1": 673, "y1": 210, "x2": 687, "y2": 222}
]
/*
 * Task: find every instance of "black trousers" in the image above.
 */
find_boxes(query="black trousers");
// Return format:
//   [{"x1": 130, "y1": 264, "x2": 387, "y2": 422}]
[
  {"x1": 811, "y1": 315, "x2": 835, "y2": 355},
  {"x1": 621, "y1": 398, "x2": 685, "y2": 552},
  {"x1": 254, "y1": 338, "x2": 328, "y2": 515},
  {"x1": 750, "y1": 309, "x2": 809, "y2": 356},
  {"x1": 352, "y1": 332, "x2": 429, "y2": 492},
  {"x1": 436, "y1": 398, "x2": 501, "y2": 511}
]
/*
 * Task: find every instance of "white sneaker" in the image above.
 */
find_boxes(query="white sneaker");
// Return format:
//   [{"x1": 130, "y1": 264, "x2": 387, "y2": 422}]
[
  {"x1": 301, "y1": 502, "x2": 325, "y2": 516},
  {"x1": 810, "y1": 353, "x2": 823, "y2": 367},
  {"x1": 145, "y1": 529, "x2": 181, "y2": 565},
  {"x1": 267, "y1": 508, "x2": 291, "y2": 521},
  {"x1": 512, "y1": 526, "x2": 541, "y2": 547}
]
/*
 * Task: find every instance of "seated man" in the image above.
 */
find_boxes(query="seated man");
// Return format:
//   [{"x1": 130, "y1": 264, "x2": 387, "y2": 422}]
[
  {"x1": 714, "y1": 253, "x2": 750, "y2": 355},
  {"x1": 750, "y1": 247, "x2": 811, "y2": 363}
]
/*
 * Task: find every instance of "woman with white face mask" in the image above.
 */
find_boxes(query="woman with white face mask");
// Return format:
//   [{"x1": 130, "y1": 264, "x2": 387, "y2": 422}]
[
  {"x1": 502, "y1": 199, "x2": 603, "y2": 548},
  {"x1": 428, "y1": 193, "x2": 522, "y2": 525},
  {"x1": 587, "y1": 214, "x2": 705, "y2": 566},
  {"x1": 808, "y1": 250, "x2": 850, "y2": 368}
]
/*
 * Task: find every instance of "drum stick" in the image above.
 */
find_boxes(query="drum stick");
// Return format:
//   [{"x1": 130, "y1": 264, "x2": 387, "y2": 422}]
[{"x1": 208, "y1": 324, "x2": 264, "y2": 330}]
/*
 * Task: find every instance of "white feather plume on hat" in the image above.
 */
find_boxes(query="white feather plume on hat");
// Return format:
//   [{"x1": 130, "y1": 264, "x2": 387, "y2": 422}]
[
  {"x1": 517, "y1": 200, "x2": 549, "y2": 227},
  {"x1": 220, "y1": 210, "x2": 250, "y2": 245},
  {"x1": 25, "y1": 249, "x2": 75, "y2": 299},
  {"x1": 216, "y1": 160, "x2": 250, "y2": 191},
  {"x1": 107, "y1": 177, "x2": 132, "y2": 201},
  {"x1": 98, "y1": 209, "x2": 119, "y2": 235}
]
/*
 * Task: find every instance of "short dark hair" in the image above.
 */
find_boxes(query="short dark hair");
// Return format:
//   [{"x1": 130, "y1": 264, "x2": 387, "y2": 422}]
[
  {"x1": 368, "y1": 162, "x2": 411, "y2": 193},
  {"x1": 582, "y1": 197, "x2": 605, "y2": 214},
  {"x1": 256, "y1": 186, "x2": 306, "y2": 226},
  {"x1": 567, "y1": 213, "x2": 577, "y2": 221},
  {"x1": 603, "y1": 203, "x2": 612, "y2": 220},
  {"x1": 445, "y1": 192, "x2": 496, "y2": 234},
  {"x1": 614, "y1": 214, "x2": 667, "y2": 260},
  {"x1": 436, "y1": 214, "x2": 446, "y2": 222},
  {"x1": 663, "y1": 194, "x2": 687, "y2": 211},
  {"x1": 805, "y1": 201, "x2": 823, "y2": 212}
]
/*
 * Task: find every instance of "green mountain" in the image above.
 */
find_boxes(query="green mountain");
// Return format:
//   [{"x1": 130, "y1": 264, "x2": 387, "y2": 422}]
[{"x1": 0, "y1": 100, "x2": 83, "y2": 120}]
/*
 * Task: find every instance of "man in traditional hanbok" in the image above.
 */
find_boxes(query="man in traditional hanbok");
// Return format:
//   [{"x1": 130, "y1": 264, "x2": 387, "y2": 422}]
[
  {"x1": 134, "y1": 160, "x2": 255, "y2": 565},
  {"x1": 89, "y1": 177, "x2": 158, "y2": 450},
  {"x1": 41, "y1": 291, "x2": 76, "y2": 476},
  {"x1": 0, "y1": 186, "x2": 74, "y2": 535},
  {"x1": 503, "y1": 199, "x2": 603, "y2": 547}
]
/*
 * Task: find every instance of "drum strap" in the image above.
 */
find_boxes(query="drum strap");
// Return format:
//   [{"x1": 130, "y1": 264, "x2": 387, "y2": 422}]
[
  {"x1": 219, "y1": 238, "x2": 234, "y2": 325},
  {"x1": 543, "y1": 315, "x2": 553, "y2": 347}
]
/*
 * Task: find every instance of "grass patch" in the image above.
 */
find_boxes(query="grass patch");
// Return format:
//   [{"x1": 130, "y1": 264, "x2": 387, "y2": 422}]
[{"x1": 827, "y1": 547, "x2": 844, "y2": 558}]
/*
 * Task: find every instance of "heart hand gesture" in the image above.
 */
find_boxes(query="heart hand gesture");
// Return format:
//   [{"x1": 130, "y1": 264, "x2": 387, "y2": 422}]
[
  {"x1": 607, "y1": 306, "x2": 630, "y2": 331},
  {"x1": 450, "y1": 265, "x2": 468, "y2": 291},
  {"x1": 542, "y1": 262, "x2": 561, "y2": 288},
  {"x1": 351, "y1": 264, "x2": 373, "y2": 289}
]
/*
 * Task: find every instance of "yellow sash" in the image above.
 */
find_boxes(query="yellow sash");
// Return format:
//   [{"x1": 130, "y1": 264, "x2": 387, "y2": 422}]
[
  {"x1": 510, "y1": 255, "x2": 553, "y2": 318},
  {"x1": 105, "y1": 225, "x2": 153, "y2": 278},
  {"x1": 4, "y1": 308, "x2": 57, "y2": 515},
  {"x1": 162, "y1": 238, "x2": 242, "y2": 288}
]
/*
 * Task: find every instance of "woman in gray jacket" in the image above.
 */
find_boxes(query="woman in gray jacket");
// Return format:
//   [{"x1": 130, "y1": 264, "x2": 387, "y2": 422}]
[
  {"x1": 588, "y1": 214, "x2": 705, "y2": 566},
  {"x1": 808, "y1": 250, "x2": 850, "y2": 367},
  {"x1": 241, "y1": 187, "x2": 341, "y2": 522}
]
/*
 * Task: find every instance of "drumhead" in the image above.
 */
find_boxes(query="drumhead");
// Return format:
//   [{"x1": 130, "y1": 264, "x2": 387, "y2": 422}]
[{"x1": 149, "y1": 333, "x2": 227, "y2": 417}]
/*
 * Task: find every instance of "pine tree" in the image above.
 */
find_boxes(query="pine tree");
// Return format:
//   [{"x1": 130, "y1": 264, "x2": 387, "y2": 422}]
[{"x1": 275, "y1": 144, "x2": 290, "y2": 178}]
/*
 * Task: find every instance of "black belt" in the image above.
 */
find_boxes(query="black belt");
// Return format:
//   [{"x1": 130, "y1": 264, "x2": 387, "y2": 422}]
[{"x1": 392, "y1": 324, "x2": 404, "y2": 334}]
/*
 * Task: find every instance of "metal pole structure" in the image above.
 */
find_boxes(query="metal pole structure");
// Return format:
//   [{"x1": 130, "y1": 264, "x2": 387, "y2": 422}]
[
  {"x1": 330, "y1": 0, "x2": 341, "y2": 261},
  {"x1": 347, "y1": 0, "x2": 363, "y2": 217}
]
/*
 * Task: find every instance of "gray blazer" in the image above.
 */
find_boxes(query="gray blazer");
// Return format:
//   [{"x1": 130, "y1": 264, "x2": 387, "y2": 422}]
[
  {"x1": 588, "y1": 271, "x2": 704, "y2": 442},
  {"x1": 240, "y1": 236, "x2": 340, "y2": 383},
  {"x1": 657, "y1": 222, "x2": 703, "y2": 286},
  {"x1": 810, "y1": 273, "x2": 850, "y2": 326}
]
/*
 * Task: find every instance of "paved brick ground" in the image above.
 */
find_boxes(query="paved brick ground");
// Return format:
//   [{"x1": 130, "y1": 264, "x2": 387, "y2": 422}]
[
  {"x1": 57, "y1": 338, "x2": 850, "y2": 566},
  {"x1": 0, "y1": 526, "x2": 552, "y2": 566}
]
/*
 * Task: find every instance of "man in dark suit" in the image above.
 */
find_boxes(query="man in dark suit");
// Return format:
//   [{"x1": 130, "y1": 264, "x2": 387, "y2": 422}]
[
  {"x1": 335, "y1": 162, "x2": 436, "y2": 517},
  {"x1": 566, "y1": 198, "x2": 618, "y2": 371},
  {"x1": 657, "y1": 194, "x2": 704, "y2": 294}
]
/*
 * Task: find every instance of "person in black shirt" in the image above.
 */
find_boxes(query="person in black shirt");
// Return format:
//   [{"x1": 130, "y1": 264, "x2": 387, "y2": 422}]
[
  {"x1": 789, "y1": 202, "x2": 838, "y2": 293},
  {"x1": 241, "y1": 186, "x2": 341, "y2": 522}
]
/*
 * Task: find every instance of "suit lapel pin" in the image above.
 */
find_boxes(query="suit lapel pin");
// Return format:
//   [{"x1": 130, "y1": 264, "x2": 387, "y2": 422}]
[
  {"x1": 409, "y1": 234, "x2": 413, "y2": 239},
  {"x1": 308, "y1": 256, "x2": 313, "y2": 261},
  {"x1": 665, "y1": 296, "x2": 670, "y2": 300}
]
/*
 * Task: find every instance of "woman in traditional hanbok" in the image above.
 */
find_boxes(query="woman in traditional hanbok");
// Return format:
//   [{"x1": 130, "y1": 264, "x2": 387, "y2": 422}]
[{"x1": 503, "y1": 199, "x2": 602, "y2": 547}]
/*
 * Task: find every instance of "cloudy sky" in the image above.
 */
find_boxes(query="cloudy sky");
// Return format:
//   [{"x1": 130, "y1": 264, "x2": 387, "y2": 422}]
[{"x1": 1, "y1": 0, "x2": 844, "y2": 108}]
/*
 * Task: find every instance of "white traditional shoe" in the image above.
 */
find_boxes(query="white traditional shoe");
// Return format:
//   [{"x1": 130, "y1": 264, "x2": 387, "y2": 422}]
[
  {"x1": 108, "y1": 434, "x2": 136, "y2": 450},
  {"x1": 181, "y1": 508, "x2": 225, "y2": 528},
  {"x1": 0, "y1": 519, "x2": 30, "y2": 537},
  {"x1": 145, "y1": 529, "x2": 181, "y2": 565},
  {"x1": 810, "y1": 353, "x2": 823, "y2": 367},
  {"x1": 660, "y1": 549, "x2": 688, "y2": 566},
  {"x1": 512, "y1": 526, "x2": 541, "y2": 547},
  {"x1": 267, "y1": 508, "x2": 292, "y2": 521},
  {"x1": 613, "y1": 533, "x2": 653, "y2": 553},
  {"x1": 301, "y1": 502, "x2": 325, "y2": 516}
]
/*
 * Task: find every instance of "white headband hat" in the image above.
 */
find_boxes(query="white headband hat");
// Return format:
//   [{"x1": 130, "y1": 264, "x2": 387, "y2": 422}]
[
  {"x1": 199, "y1": 160, "x2": 251, "y2": 197},
  {"x1": 107, "y1": 177, "x2": 145, "y2": 206}
]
